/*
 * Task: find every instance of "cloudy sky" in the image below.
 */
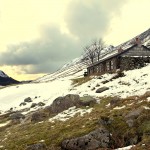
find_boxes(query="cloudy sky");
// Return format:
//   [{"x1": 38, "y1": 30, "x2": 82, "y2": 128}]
[{"x1": 0, "y1": 0, "x2": 150, "y2": 80}]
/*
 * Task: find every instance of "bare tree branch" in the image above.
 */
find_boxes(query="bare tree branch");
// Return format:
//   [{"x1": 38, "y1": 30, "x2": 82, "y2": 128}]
[{"x1": 83, "y1": 38, "x2": 105, "y2": 65}]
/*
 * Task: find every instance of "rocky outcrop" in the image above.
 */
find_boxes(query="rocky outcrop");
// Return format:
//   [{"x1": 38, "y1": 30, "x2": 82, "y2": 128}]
[
  {"x1": 125, "y1": 108, "x2": 143, "y2": 127},
  {"x1": 38, "y1": 102, "x2": 45, "y2": 106},
  {"x1": 48, "y1": 94, "x2": 81, "y2": 114},
  {"x1": 61, "y1": 128, "x2": 110, "y2": 150},
  {"x1": 143, "y1": 91, "x2": 150, "y2": 97},
  {"x1": 47, "y1": 94, "x2": 97, "y2": 115},
  {"x1": 25, "y1": 143, "x2": 48, "y2": 150},
  {"x1": 31, "y1": 102, "x2": 45, "y2": 108},
  {"x1": 96, "y1": 87, "x2": 109, "y2": 93},
  {"x1": 20, "y1": 102, "x2": 26, "y2": 106},
  {"x1": 31, "y1": 103, "x2": 37, "y2": 108},
  {"x1": 80, "y1": 96, "x2": 96, "y2": 106},
  {"x1": 9, "y1": 112, "x2": 25, "y2": 123},
  {"x1": 31, "y1": 112, "x2": 47, "y2": 122},
  {"x1": 24, "y1": 97, "x2": 32, "y2": 103}
]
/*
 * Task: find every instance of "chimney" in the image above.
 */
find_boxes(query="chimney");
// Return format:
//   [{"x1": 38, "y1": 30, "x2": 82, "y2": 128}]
[
  {"x1": 135, "y1": 37, "x2": 141, "y2": 46},
  {"x1": 118, "y1": 47, "x2": 123, "y2": 53}
]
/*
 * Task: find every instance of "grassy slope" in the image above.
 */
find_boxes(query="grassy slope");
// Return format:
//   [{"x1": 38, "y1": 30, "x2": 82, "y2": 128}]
[{"x1": 0, "y1": 93, "x2": 150, "y2": 150}]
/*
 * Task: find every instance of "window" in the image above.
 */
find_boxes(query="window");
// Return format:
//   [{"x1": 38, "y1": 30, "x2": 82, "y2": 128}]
[
  {"x1": 99, "y1": 64, "x2": 103, "y2": 72},
  {"x1": 110, "y1": 60, "x2": 114, "y2": 70},
  {"x1": 106, "y1": 61, "x2": 110, "y2": 71},
  {"x1": 96, "y1": 66, "x2": 99, "y2": 73}
]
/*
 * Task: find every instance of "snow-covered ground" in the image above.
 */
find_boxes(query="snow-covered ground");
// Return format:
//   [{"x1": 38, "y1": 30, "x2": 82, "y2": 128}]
[
  {"x1": 71, "y1": 64, "x2": 150, "y2": 98},
  {"x1": 0, "y1": 78, "x2": 72, "y2": 113},
  {"x1": 0, "y1": 64, "x2": 150, "y2": 114},
  {"x1": 115, "y1": 145, "x2": 134, "y2": 150}
]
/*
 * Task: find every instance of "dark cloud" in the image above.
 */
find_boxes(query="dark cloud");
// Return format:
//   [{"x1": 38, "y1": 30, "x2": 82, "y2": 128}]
[
  {"x1": 0, "y1": 26, "x2": 80, "y2": 73},
  {"x1": 0, "y1": 0, "x2": 127, "y2": 74}
]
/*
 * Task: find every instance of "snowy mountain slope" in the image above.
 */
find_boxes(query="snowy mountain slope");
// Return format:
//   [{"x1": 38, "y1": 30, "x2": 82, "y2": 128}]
[
  {"x1": 34, "y1": 56, "x2": 87, "y2": 83},
  {"x1": 116, "y1": 28, "x2": 150, "y2": 49},
  {"x1": 0, "y1": 78, "x2": 72, "y2": 113}
]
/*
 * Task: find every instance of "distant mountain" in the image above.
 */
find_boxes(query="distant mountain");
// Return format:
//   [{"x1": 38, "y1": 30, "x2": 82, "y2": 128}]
[{"x1": 0, "y1": 71, "x2": 20, "y2": 86}]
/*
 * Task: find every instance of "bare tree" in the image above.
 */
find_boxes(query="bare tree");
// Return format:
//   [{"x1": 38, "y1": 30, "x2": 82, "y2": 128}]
[
  {"x1": 93, "y1": 39, "x2": 105, "y2": 61},
  {"x1": 84, "y1": 38, "x2": 105, "y2": 65},
  {"x1": 84, "y1": 45, "x2": 95, "y2": 65}
]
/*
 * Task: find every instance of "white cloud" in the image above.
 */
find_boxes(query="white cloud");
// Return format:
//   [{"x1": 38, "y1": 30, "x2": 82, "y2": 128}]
[
  {"x1": 105, "y1": 0, "x2": 150, "y2": 45},
  {"x1": 0, "y1": 0, "x2": 70, "y2": 51}
]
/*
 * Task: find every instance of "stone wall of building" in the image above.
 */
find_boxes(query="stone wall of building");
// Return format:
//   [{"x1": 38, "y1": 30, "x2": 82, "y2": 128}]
[{"x1": 120, "y1": 57, "x2": 150, "y2": 71}]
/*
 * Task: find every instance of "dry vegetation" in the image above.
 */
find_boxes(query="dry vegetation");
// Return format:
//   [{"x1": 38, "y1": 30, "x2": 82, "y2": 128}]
[{"x1": 71, "y1": 76, "x2": 92, "y2": 86}]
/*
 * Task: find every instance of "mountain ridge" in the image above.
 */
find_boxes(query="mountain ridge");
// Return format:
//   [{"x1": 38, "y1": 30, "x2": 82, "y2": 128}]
[{"x1": 0, "y1": 70, "x2": 20, "y2": 86}]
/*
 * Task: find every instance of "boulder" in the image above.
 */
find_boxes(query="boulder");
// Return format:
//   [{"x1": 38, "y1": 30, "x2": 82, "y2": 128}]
[
  {"x1": 125, "y1": 108, "x2": 143, "y2": 119},
  {"x1": 24, "y1": 97, "x2": 32, "y2": 103},
  {"x1": 101, "y1": 80, "x2": 109, "y2": 84},
  {"x1": 96, "y1": 87, "x2": 109, "y2": 93},
  {"x1": 20, "y1": 102, "x2": 26, "y2": 106},
  {"x1": 144, "y1": 91, "x2": 150, "y2": 97},
  {"x1": 38, "y1": 102, "x2": 45, "y2": 106},
  {"x1": 80, "y1": 96, "x2": 97, "y2": 106},
  {"x1": 25, "y1": 143, "x2": 48, "y2": 150},
  {"x1": 49, "y1": 94, "x2": 81, "y2": 114},
  {"x1": 61, "y1": 128, "x2": 110, "y2": 150},
  {"x1": 31, "y1": 103, "x2": 37, "y2": 108},
  {"x1": 9, "y1": 112, "x2": 25, "y2": 121},
  {"x1": 31, "y1": 112, "x2": 47, "y2": 122},
  {"x1": 125, "y1": 108, "x2": 143, "y2": 127}
]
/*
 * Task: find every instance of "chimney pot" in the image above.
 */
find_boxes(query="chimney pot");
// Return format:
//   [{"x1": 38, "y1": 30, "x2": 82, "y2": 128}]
[
  {"x1": 118, "y1": 47, "x2": 123, "y2": 53},
  {"x1": 135, "y1": 37, "x2": 141, "y2": 46}
]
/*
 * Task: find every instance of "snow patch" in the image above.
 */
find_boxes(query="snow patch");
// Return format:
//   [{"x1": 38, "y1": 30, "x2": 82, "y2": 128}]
[
  {"x1": 0, "y1": 121, "x2": 10, "y2": 127},
  {"x1": 49, "y1": 106, "x2": 93, "y2": 122},
  {"x1": 113, "y1": 105, "x2": 126, "y2": 110},
  {"x1": 147, "y1": 97, "x2": 150, "y2": 102},
  {"x1": 143, "y1": 106, "x2": 150, "y2": 110},
  {"x1": 115, "y1": 145, "x2": 135, "y2": 150}
]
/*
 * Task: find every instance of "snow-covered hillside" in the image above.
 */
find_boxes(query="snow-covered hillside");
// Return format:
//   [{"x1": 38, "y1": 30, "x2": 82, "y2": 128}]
[
  {"x1": 0, "y1": 64, "x2": 150, "y2": 114},
  {"x1": 34, "y1": 56, "x2": 87, "y2": 83}
]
